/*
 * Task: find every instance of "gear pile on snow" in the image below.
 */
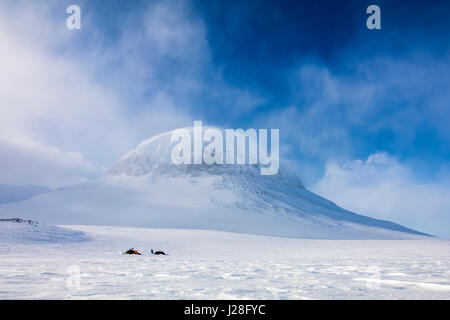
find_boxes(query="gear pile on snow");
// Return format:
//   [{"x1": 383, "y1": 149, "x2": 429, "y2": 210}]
[
  {"x1": 124, "y1": 248, "x2": 141, "y2": 255},
  {"x1": 124, "y1": 248, "x2": 168, "y2": 256},
  {"x1": 151, "y1": 249, "x2": 168, "y2": 255}
]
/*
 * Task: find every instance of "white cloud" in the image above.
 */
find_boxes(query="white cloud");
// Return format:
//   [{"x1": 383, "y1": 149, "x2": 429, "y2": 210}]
[
  {"x1": 0, "y1": 0, "x2": 265, "y2": 188},
  {"x1": 0, "y1": 1, "x2": 200, "y2": 187},
  {"x1": 312, "y1": 152, "x2": 450, "y2": 237},
  {"x1": 0, "y1": 135, "x2": 97, "y2": 188},
  {"x1": 0, "y1": 6, "x2": 134, "y2": 185}
]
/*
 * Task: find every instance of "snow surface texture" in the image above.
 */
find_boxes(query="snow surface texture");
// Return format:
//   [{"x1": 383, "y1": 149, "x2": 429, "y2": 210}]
[
  {"x1": 0, "y1": 224, "x2": 448, "y2": 299},
  {"x1": 0, "y1": 127, "x2": 429, "y2": 239}
]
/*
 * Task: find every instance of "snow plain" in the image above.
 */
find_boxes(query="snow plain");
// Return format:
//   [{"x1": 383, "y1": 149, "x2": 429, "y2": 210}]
[{"x1": 0, "y1": 223, "x2": 449, "y2": 299}]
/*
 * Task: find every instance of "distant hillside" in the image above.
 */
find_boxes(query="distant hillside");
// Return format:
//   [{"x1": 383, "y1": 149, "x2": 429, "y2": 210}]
[{"x1": 0, "y1": 184, "x2": 51, "y2": 204}]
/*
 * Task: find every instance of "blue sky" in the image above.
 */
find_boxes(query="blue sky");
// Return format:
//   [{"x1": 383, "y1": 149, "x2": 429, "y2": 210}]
[{"x1": 0, "y1": 0, "x2": 449, "y2": 236}]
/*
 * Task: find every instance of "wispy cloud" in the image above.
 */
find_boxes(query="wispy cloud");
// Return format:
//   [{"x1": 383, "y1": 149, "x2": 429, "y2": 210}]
[
  {"x1": 0, "y1": 0, "x2": 263, "y2": 187},
  {"x1": 312, "y1": 152, "x2": 450, "y2": 237},
  {"x1": 254, "y1": 51, "x2": 450, "y2": 236}
]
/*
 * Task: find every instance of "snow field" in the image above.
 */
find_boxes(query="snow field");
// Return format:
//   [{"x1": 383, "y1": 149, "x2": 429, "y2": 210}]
[{"x1": 0, "y1": 224, "x2": 448, "y2": 299}]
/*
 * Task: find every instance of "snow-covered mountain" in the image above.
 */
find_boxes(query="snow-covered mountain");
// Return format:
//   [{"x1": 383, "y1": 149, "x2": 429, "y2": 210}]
[{"x1": 0, "y1": 127, "x2": 429, "y2": 239}]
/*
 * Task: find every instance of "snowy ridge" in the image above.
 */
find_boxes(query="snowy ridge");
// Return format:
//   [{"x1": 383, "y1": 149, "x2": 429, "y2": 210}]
[{"x1": 0, "y1": 219, "x2": 87, "y2": 243}]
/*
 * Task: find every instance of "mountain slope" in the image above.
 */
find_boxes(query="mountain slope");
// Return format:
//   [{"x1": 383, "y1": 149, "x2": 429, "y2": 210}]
[
  {"x1": 0, "y1": 218, "x2": 87, "y2": 243},
  {"x1": 0, "y1": 184, "x2": 51, "y2": 204},
  {"x1": 0, "y1": 127, "x2": 429, "y2": 239}
]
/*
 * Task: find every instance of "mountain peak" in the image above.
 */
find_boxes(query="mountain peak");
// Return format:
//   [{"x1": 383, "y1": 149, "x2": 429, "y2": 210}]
[{"x1": 108, "y1": 126, "x2": 302, "y2": 186}]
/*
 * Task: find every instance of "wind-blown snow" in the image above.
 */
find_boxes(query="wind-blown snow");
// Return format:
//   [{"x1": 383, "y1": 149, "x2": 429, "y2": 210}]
[
  {"x1": 0, "y1": 127, "x2": 429, "y2": 239},
  {"x1": 0, "y1": 225, "x2": 448, "y2": 299}
]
